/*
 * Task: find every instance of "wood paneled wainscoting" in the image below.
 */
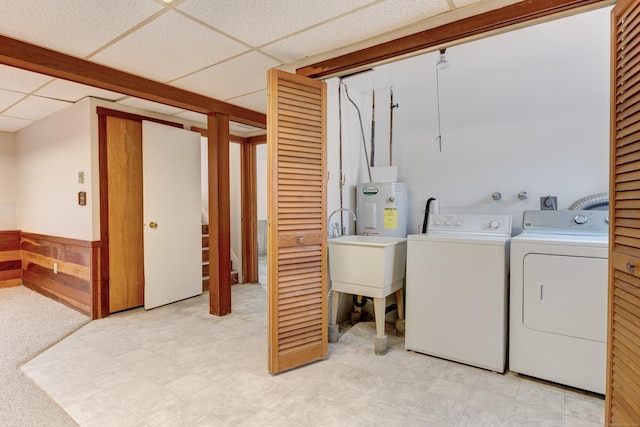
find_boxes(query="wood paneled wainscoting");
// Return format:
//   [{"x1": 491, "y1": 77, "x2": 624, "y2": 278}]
[
  {"x1": 0, "y1": 231, "x2": 21, "y2": 288},
  {"x1": 21, "y1": 233, "x2": 100, "y2": 318}
]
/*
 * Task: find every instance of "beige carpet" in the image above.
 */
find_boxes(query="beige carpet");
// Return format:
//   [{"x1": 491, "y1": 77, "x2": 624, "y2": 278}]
[{"x1": 0, "y1": 286, "x2": 90, "y2": 426}]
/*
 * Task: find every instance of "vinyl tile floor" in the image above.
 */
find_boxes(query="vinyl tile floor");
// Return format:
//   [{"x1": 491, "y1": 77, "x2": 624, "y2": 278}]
[{"x1": 21, "y1": 282, "x2": 605, "y2": 427}]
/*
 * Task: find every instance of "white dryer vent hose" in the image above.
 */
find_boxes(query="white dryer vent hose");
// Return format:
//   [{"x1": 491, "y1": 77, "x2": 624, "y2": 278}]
[{"x1": 568, "y1": 192, "x2": 609, "y2": 210}]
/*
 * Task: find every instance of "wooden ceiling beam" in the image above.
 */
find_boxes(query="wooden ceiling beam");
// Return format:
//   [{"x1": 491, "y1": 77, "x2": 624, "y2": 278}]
[
  {"x1": 297, "y1": 0, "x2": 611, "y2": 79},
  {"x1": 0, "y1": 34, "x2": 266, "y2": 129}
]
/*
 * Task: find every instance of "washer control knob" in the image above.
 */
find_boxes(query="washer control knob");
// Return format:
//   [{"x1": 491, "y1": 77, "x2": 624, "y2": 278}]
[
  {"x1": 574, "y1": 214, "x2": 588, "y2": 224},
  {"x1": 445, "y1": 220, "x2": 451, "y2": 226},
  {"x1": 489, "y1": 220, "x2": 499, "y2": 230},
  {"x1": 456, "y1": 220, "x2": 463, "y2": 226}
]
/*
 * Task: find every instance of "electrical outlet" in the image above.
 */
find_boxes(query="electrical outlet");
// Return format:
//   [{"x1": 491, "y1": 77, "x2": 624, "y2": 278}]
[{"x1": 540, "y1": 196, "x2": 558, "y2": 210}]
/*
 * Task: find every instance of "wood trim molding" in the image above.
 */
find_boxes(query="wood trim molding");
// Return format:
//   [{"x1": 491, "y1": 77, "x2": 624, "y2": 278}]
[
  {"x1": 242, "y1": 141, "x2": 258, "y2": 284},
  {"x1": 0, "y1": 34, "x2": 266, "y2": 129},
  {"x1": 247, "y1": 135, "x2": 267, "y2": 145},
  {"x1": 192, "y1": 126, "x2": 253, "y2": 144},
  {"x1": 297, "y1": 0, "x2": 611, "y2": 79}
]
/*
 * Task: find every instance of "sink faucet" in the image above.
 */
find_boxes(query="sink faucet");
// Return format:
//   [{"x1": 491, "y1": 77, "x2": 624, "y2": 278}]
[{"x1": 328, "y1": 208, "x2": 357, "y2": 238}]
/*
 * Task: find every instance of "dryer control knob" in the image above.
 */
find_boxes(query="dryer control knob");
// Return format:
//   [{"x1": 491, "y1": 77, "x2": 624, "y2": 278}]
[
  {"x1": 489, "y1": 220, "x2": 499, "y2": 230},
  {"x1": 574, "y1": 214, "x2": 588, "y2": 224}
]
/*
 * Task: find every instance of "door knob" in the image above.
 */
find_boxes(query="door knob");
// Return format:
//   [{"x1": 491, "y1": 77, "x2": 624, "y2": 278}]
[{"x1": 149, "y1": 221, "x2": 158, "y2": 229}]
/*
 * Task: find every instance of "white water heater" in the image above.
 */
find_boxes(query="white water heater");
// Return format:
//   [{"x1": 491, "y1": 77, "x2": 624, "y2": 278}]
[{"x1": 356, "y1": 182, "x2": 408, "y2": 238}]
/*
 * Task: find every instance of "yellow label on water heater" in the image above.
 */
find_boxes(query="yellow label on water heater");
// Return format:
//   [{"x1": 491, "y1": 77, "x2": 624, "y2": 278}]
[{"x1": 384, "y1": 208, "x2": 398, "y2": 229}]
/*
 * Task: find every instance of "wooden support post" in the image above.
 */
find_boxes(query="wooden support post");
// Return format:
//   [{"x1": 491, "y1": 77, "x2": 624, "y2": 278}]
[{"x1": 208, "y1": 113, "x2": 232, "y2": 316}]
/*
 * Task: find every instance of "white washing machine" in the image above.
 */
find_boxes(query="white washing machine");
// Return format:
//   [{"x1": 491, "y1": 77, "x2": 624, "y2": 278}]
[
  {"x1": 509, "y1": 210, "x2": 609, "y2": 394},
  {"x1": 405, "y1": 214, "x2": 512, "y2": 373}
]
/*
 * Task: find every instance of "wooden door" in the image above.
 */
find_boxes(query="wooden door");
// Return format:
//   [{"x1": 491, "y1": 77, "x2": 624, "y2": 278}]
[
  {"x1": 106, "y1": 116, "x2": 144, "y2": 312},
  {"x1": 608, "y1": 0, "x2": 640, "y2": 422},
  {"x1": 267, "y1": 69, "x2": 327, "y2": 374}
]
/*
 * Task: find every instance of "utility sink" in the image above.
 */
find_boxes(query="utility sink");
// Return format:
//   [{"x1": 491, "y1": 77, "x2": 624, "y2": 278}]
[
  {"x1": 327, "y1": 235, "x2": 407, "y2": 355},
  {"x1": 328, "y1": 235, "x2": 407, "y2": 298}
]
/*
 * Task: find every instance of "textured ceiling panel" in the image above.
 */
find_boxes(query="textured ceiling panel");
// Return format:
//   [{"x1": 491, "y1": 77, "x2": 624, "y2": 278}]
[
  {"x1": 0, "y1": 65, "x2": 53, "y2": 94},
  {"x1": 174, "y1": 110, "x2": 207, "y2": 125},
  {"x1": 453, "y1": 0, "x2": 487, "y2": 7},
  {"x1": 0, "y1": 116, "x2": 33, "y2": 132},
  {"x1": 262, "y1": 0, "x2": 451, "y2": 63},
  {"x1": 2, "y1": 96, "x2": 71, "y2": 121},
  {"x1": 91, "y1": 10, "x2": 249, "y2": 82},
  {"x1": 35, "y1": 80, "x2": 124, "y2": 103},
  {"x1": 0, "y1": 89, "x2": 26, "y2": 112},
  {"x1": 177, "y1": 0, "x2": 375, "y2": 48},
  {"x1": 116, "y1": 97, "x2": 187, "y2": 116},
  {"x1": 172, "y1": 52, "x2": 281, "y2": 101},
  {"x1": 0, "y1": 0, "x2": 163, "y2": 57},
  {"x1": 227, "y1": 90, "x2": 268, "y2": 115},
  {"x1": 0, "y1": 0, "x2": 583, "y2": 133}
]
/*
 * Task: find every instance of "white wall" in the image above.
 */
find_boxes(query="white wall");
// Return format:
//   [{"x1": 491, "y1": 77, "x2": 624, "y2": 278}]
[
  {"x1": 16, "y1": 99, "x2": 93, "y2": 239},
  {"x1": 16, "y1": 97, "x2": 208, "y2": 241},
  {"x1": 328, "y1": 7, "x2": 611, "y2": 235},
  {"x1": 0, "y1": 131, "x2": 17, "y2": 230}
]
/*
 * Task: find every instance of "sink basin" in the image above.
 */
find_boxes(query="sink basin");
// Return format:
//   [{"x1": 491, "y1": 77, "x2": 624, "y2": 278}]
[{"x1": 327, "y1": 235, "x2": 407, "y2": 298}]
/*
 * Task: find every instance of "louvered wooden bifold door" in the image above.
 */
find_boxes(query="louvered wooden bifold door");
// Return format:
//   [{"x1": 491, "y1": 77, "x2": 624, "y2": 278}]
[
  {"x1": 608, "y1": 0, "x2": 640, "y2": 423},
  {"x1": 267, "y1": 69, "x2": 327, "y2": 374}
]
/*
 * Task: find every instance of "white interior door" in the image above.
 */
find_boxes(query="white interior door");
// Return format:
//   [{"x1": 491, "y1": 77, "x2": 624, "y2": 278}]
[{"x1": 143, "y1": 121, "x2": 202, "y2": 309}]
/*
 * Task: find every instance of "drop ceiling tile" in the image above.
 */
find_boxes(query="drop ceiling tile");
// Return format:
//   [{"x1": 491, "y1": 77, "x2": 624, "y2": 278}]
[
  {"x1": 92, "y1": 10, "x2": 248, "y2": 82},
  {"x1": 0, "y1": 0, "x2": 163, "y2": 57},
  {"x1": 227, "y1": 90, "x2": 268, "y2": 115},
  {"x1": 177, "y1": 0, "x2": 375, "y2": 47},
  {"x1": 116, "y1": 97, "x2": 186, "y2": 116},
  {"x1": 0, "y1": 89, "x2": 27, "y2": 112},
  {"x1": 174, "y1": 110, "x2": 207, "y2": 125},
  {"x1": 2, "y1": 95, "x2": 71, "y2": 121},
  {"x1": 172, "y1": 52, "x2": 280, "y2": 101},
  {"x1": 229, "y1": 121, "x2": 265, "y2": 137},
  {"x1": 452, "y1": 0, "x2": 486, "y2": 7},
  {"x1": 262, "y1": 0, "x2": 450, "y2": 63},
  {"x1": 0, "y1": 65, "x2": 53, "y2": 94},
  {"x1": 0, "y1": 116, "x2": 34, "y2": 133},
  {"x1": 35, "y1": 80, "x2": 124, "y2": 103}
]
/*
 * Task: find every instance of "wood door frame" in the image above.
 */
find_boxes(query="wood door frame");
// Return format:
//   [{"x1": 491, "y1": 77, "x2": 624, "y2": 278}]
[
  {"x1": 243, "y1": 135, "x2": 267, "y2": 284},
  {"x1": 97, "y1": 107, "x2": 183, "y2": 318},
  {"x1": 191, "y1": 128, "x2": 265, "y2": 286}
]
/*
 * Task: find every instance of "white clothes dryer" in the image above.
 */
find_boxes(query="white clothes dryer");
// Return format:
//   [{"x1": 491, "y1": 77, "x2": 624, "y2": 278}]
[
  {"x1": 405, "y1": 214, "x2": 512, "y2": 373},
  {"x1": 509, "y1": 210, "x2": 609, "y2": 394}
]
